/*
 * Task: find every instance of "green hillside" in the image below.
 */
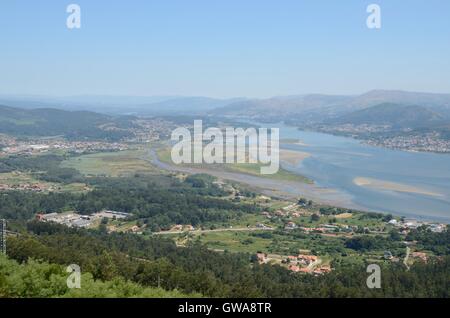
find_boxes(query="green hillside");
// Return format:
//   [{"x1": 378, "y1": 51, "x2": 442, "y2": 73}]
[
  {"x1": 0, "y1": 105, "x2": 135, "y2": 140},
  {"x1": 331, "y1": 103, "x2": 446, "y2": 129},
  {"x1": 0, "y1": 255, "x2": 194, "y2": 298}
]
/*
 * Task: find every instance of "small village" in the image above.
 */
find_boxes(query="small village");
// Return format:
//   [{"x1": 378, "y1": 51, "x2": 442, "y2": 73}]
[
  {"x1": 256, "y1": 252, "x2": 332, "y2": 275},
  {"x1": 316, "y1": 124, "x2": 450, "y2": 153},
  {"x1": 255, "y1": 201, "x2": 447, "y2": 274},
  {"x1": 262, "y1": 201, "x2": 447, "y2": 235},
  {"x1": 0, "y1": 182, "x2": 51, "y2": 192},
  {"x1": 7, "y1": 170, "x2": 448, "y2": 278},
  {"x1": 0, "y1": 139, "x2": 130, "y2": 156}
]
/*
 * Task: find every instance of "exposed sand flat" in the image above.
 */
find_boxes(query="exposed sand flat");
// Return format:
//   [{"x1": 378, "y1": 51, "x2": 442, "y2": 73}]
[
  {"x1": 280, "y1": 149, "x2": 311, "y2": 166},
  {"x1": 335, "y1": 150, "x2": 373, "y2": 158},
  {"x1": 295, "y1": 140, "x2": 308, "y2": 147},
  {"x1": 354, "y1": 177, "x2": 443, "y2": 197},
  {"x1": 149, "y1": 149, "x2": 360, "y2": 209}
]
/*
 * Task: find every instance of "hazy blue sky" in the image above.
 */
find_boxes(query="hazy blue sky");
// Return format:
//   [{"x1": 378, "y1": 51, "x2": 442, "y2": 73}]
[{"x1": 0, "y1": 0, "x2": 449, "y2": 98}]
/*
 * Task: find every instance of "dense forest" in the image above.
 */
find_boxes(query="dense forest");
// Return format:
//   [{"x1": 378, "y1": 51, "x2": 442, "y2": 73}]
[
  {"x1": 0, "y1": 154, "x2": 84, "y2": 184},
  {"x1": 5, "y1": 221, "x2": 449, "y2": 298},
  {"x1": 0, "y1": 255, "x2": 194, "y2": 298},
  {"x1": 1, "y1": 153, "x2": 449, "y2": 298},
  {"x1": 0, "y1": 161, "x2": 258, "y2": 230}
]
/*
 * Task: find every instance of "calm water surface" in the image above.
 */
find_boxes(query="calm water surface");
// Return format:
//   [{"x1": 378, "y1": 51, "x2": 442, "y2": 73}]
[{"x1": 272, "y1": 123, "x2": 450, "y2": 222}]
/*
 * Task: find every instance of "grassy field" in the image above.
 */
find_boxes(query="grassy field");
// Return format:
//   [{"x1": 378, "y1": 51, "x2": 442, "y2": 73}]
[
  {"x1": 158, "y1": 202, "x2": 394, "y2": 260},
  {"x1": 173, "y1": 226, "x2": 353, "y2": 258},
  {"x1": 0, "y1": 171, "x2": 40, "y2": 185},
  {"x1": 157, "y1": 147, "x2": 312, "y2": 183},
  {"x1": 193, "y1": 230, "x2": 274, "y2": 253},
  {"x1": 107, "y1": 219, "x2": 139, "y2": 232},
  {"x1": 227, "y1": 213, "x2": 276, "y2": 228},
  {"x1": 61, "y1": 148, "x2": 159, "y2": 177},
  {"x1": 225, "y1": 163, "x2": 312, "y2": 183}
]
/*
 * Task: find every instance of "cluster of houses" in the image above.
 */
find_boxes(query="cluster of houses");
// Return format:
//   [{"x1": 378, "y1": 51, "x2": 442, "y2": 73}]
[
  {"x1": 261, "y1": 202, "x2": 312, "y2": 220},
  {"x1": 256, "y1": 252, "x2": 332, "y2": 275},
  {"x1": 288, "y1": 264, "x2": 332, "y2": 275},
  {"x1": 256, "y1": 253, "x2": 269, "y2": 264},
  {"x1": 261, "y1": 205, "x2": 357, "y2": 234},
  {"x1": 1, "y1": 144, "x2": 51, "y2": 155},
  {"x1": 36, "y1": 210, "x2": 132, "y2": 229},
  {"x1": 125, "y1": 118, "x2": 176, "y2": 143},
  {"x1": 169, "y1": 224, "x2": 196, "y2": 232},
  {"x1": 1, "y1": 140, "x2": 129, "y2": 156},
  {"x1": 387, "y1": 218, "x2": 446, "y2": 233},
  {"x1": 411, "y1": 251, "x2": 428, "y2": 262},
  {"x1": 285, "y1": 254, "x2": 332, "y2": 275},
  {"x1": 255, "y1": 223, "x2": 273, "y2": 230},
  {"x1": 284, "y1": 254, "x2": 331, "y2": 275},
  {"x1": 264, "y1": 205, "x2": 447, "y2": 236},
  {"x1": 285, "y1": 254, "x2": 319, "y2": 266},
  {"x1": 283, "y1": 222, "x2": 354, "y2": 234},
  {"x1": 0, "y1": 134, "x2": 16, "y2": 149},
  {"x1": 266, "y1": 209, "x2": 310, "y2": 219},
  {"x1": 0, "y1": 182, "x2": 50, "y2": 192}
]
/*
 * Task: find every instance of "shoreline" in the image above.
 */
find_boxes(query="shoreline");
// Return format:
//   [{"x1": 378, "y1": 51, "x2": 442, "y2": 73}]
[
  {"x1": 148, "y1": 149, "x2": 360, "y2": 210},
  {"x1": 307, "y1": 127, "x2": 450, "y2": 155},
  {"x1": 149, "y1": 146, "x2": 450, "y2": 224}
]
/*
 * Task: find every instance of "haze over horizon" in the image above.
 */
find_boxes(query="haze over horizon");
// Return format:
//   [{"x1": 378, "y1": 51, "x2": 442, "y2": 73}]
[{"x1": 2, "y1": 89, "x2": 450, "y2": 102}]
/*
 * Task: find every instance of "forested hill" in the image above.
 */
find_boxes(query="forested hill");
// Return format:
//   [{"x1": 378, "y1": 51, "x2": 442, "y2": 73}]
[
  {"x1": 0, "y1": 104, "x2": 135, "y2": 140},
  {"x1": 0, "y1": 255, "x2": 195, "y2": 298},
  {"x1": 5, "y1": 221, "x2": 449, "y2": 298},
  {"x1": 328, "y1": 103, "x2": 446, "y2": 129}
]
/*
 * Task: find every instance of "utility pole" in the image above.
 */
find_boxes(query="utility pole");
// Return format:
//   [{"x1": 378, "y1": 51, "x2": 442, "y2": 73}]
[{"x1": 0, "y1": 219, "x2": 6, "y2": 255}]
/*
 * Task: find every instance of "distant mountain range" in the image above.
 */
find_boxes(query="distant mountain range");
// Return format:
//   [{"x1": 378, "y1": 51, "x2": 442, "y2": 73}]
[
  {"x1": 1, "y1": 90, "x2": 450, "y2": 136},
  {"x1": 127, "y1": 96, "x2": 244, "y2": 116},
  {"x1": 346, "y1": 90, "x2": 450, "y2": 112},
  {"x1": 2, "y1": 90, "x2": 450, "y2": 120},
  {"x1": 211, "y1": 94, "x2": 352, "y2": 119},
  {"x1": 211, "y1": 90, "x2": 450, "y2": 122},
  {"x1": 0, "y1": 95, "x2": 243, "y2": 116}
]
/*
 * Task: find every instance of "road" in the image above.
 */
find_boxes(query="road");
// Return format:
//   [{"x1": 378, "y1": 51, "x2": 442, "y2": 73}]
[
  {"x1": 153, "y1": 226, "x2": 274, "y2": 235},
  {"x1": 403, "y1": 246, "x2": 411, "y2": 270}
]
